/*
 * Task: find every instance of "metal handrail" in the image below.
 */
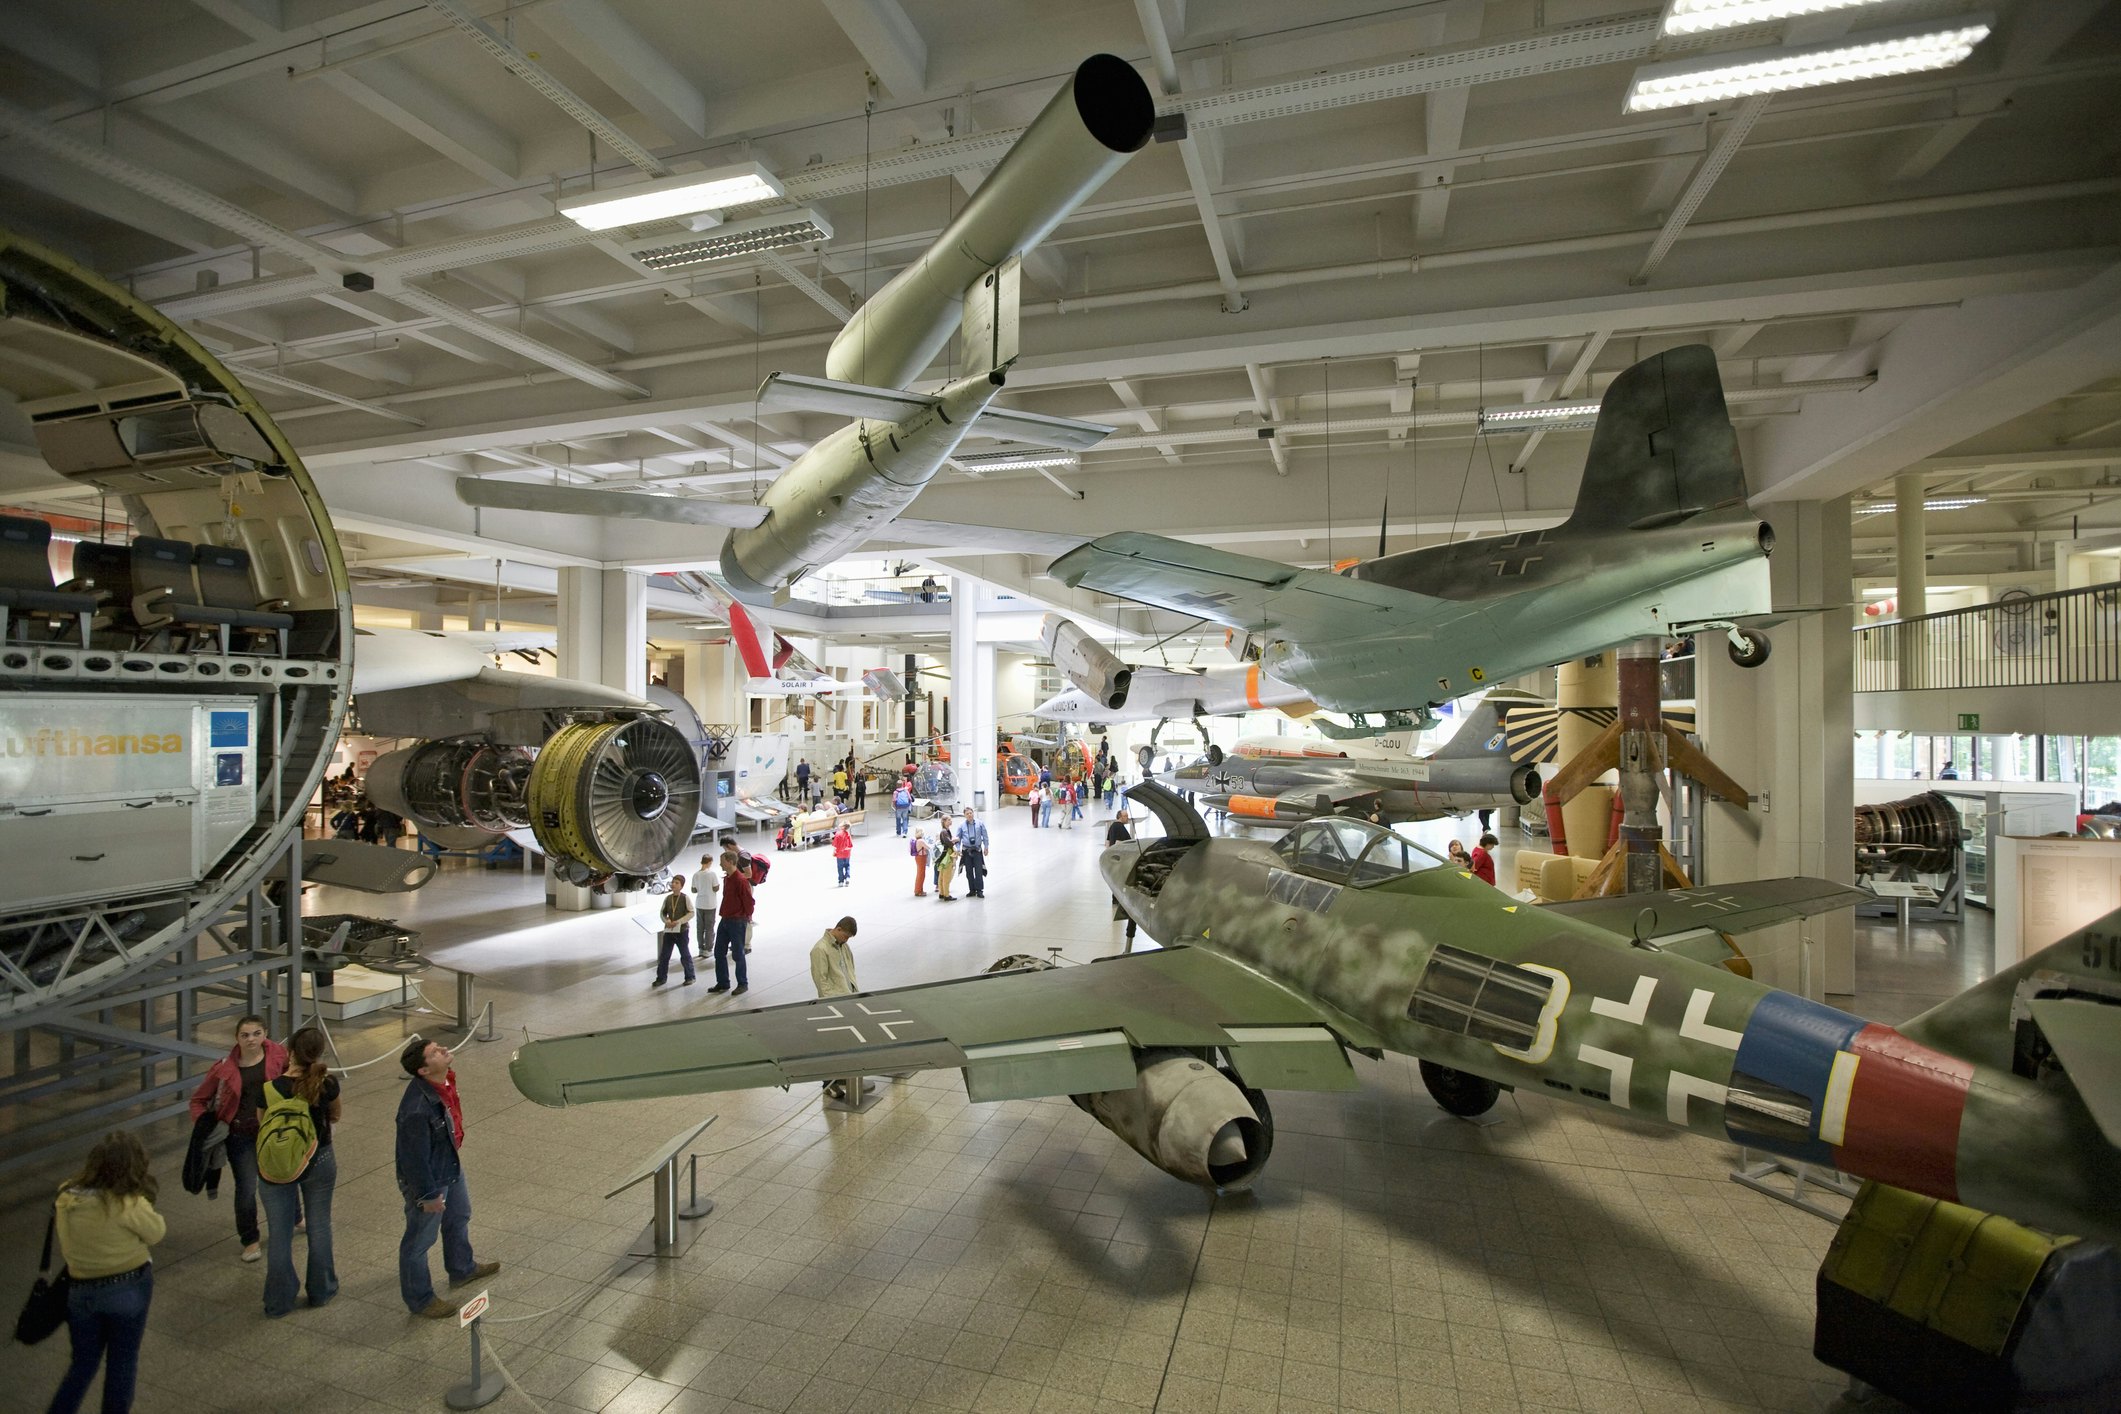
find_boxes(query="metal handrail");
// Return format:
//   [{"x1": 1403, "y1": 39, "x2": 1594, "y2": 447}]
[{"x1": 1854, "y1": 581, "x2": 2121, "y2": 692}]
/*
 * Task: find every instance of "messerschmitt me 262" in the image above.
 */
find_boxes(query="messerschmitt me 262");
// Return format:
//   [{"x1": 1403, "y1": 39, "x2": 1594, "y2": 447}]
[{"x1": 511, "y1": 780, "x2": 2121, "y2": 1256}]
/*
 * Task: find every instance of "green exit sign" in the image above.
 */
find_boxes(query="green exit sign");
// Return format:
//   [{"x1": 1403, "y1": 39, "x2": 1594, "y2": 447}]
[{"x1": 1958, "y1": 713, "x2": 1980, "y2": 731}]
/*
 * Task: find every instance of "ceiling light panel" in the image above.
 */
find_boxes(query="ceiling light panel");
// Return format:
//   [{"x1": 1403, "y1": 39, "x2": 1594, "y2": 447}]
[
  {"x1": 1625, "y1": 16, "x2": 1993, "y2": 112},
  {"x1": 1479, "y1": 400, "x2": 1601, "y2": 427},
  {"x1": 630, "y1": 211, "x2": 833, "y2": 270},
  {"x1": 558, "y1": 162, "x2": 786, "y2": 231},
  {"x1": 1659, "y1": 0, "x2": 1898, "y2": 37}
]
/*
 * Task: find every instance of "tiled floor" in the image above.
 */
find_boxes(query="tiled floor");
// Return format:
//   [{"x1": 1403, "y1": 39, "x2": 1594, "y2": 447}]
[{"x1": 3, "y1": 804, "x2": 1955, "y2": 1413}]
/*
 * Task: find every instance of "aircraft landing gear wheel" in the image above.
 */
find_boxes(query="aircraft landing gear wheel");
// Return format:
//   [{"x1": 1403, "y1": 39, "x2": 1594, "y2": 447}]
[
  {"x1": 1726, "y1": 628, "x2": 1771, "y2": 668},
  {"x1": 1420, "y1": 1061, "x2": 1502, "y2": 1118}
]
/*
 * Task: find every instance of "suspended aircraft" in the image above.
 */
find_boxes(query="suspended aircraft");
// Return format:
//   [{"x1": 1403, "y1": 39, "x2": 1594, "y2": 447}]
[
  {"x1": 1050, "y1": 345, "x2": 1778, "y2": 736},
  {"x1": 1033, "y1": 614, "x2": 1314, "y2": 729},
  {"x1": 453, "y1": 54, "x2": 1153, "y2": 600},
  {"x1": 1159, "y1": 691, "x2": 1543, "y2": 826},
  {"x1": 507, "y1": 780, "x2": 2121, "y2": 1253}
]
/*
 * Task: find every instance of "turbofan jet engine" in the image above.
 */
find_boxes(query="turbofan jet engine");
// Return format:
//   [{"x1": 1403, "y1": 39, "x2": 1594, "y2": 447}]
[
  {"x1": 1073, "y1": 1050, "x2": 1273, "y2": 1192},
  {"x1": 366, "y1": 717, "x2": 699, "y2": 885}
]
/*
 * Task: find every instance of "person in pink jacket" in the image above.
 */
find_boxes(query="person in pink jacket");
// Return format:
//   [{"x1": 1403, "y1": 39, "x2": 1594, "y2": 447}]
[
  {"x1": 832, "y1": 822, "x2": 854, "y2": 886},
  {"x1": 187, "y1": 1015, "x2": 289, "y2": 1262}
]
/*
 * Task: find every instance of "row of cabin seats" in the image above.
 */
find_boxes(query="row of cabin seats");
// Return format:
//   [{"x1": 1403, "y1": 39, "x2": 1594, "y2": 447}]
[{"x1": 0, "y1": 513, "x2": 295, "y2": 657}]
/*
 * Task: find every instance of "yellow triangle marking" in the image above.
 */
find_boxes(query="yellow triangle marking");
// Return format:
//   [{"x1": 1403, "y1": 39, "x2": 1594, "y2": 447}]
[{"x1": 1503, "y1": 905, "x2": 1518, "y2": 913}]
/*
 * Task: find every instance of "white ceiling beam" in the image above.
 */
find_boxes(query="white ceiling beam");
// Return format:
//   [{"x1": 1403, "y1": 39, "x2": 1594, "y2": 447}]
[
  {"x1": 689, "y1": 422, "x2": 792, "y2": 470},
  {"x1": 127, "y1": 106, "x2": 360, "y2": 217},
  {"x1": 821, "y1": 0, "x2": 928, "y2": 100},
  {"x1": 1632, "y1": 95, "x2": 1770, "y2": 285},
  {"x1": 525, "y1": 0, "x2": 709, "y2": 143},
  {"x1": 447, "y1": 269, "x2": 636, "y2": 355},
  {"x1": 1411, "y1": 2, "x2": 1483, "y2": 247},
  {"x1": 317, "y1": 60, "x2": 519, "y2": 188},
  {"x1": 1108, "y1": 378, "x2": 1181, "y2": 466},
  {"x1": 0, "y1": 151, "x2": 229, "y2": 254},
  {"x1": 1881, "y1": 0, "x2": 2106, "y2": 185},
  {"x1": 1245, "y1": 362, "x2": 1290, "y2": 475},
  {"x1": 758, "y1": 249, "x2": 855, "y2": 322},
  {"x1": 1750, "y1": 263, "x2": 2121, "y2": 505},
  {"x1": 385, "y1": 285, "x2": 652, "y2": 398},
  {"x1": 1136, "y1": 0, "x2": 1246, "y2": 313},
  {"x1": 310, "y1": 291, "x2": 504, "y2": 368},
  {"x1": 1510, "y1": 328, "x2": 1609, "y2": 472}
]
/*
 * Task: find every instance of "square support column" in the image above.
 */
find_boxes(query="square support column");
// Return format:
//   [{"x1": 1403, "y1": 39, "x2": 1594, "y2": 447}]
[
  {"x1": 557, "y1": 567, "x2": 602, "y2": 684},
  {"x1": 1697, "y1": 497, "x2": 1856, "y2": 1001},
  {"x1": 950, "y1": 576, "x2": 997, "y2": 812},
  {"x1": 600, "y1": 568, "x2": 648, "y2": 697}
]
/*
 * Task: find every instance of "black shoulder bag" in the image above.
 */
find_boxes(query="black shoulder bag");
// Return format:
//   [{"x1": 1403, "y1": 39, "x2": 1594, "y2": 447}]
[{"x1": 14, "y1": 1205, "x2": 70, "y2": 1345}]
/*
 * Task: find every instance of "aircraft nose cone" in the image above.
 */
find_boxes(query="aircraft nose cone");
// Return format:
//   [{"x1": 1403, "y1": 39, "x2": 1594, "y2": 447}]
[
  {"x1": 1209, "y1": 1122, "x2": 1248, "y2": 1166},
  {"x1": 626, "y1": 770, "x2": 670, "y2": 820}
]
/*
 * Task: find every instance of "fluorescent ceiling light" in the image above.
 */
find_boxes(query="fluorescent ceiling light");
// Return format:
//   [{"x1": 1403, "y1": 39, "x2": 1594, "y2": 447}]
[
  {"x1": 956, "y1": 452, "x2": 1081, "y2": 473},
  {"x1": 1624, "y1": 16, "x2": 1992, "y2": 112},
  {"x1": 1659, "y1": 0, "x2": 1896, "y2": 37},
  {"x1": 1479, "y1": 400, "x2": 1600, "y2": 428},
  {"x1": 629, "y1": 210, "x2": 833, "y2": 270},
  {"x1": 1854, "y1": 496, "x2": 1987, "y2": 514},
  {"x1": 558, "y1": 162, "x2": 785, "y2": 231}
]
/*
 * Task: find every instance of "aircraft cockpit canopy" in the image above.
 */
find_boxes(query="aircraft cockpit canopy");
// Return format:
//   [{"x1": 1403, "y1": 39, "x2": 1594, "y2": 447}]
[{"x1": 1273, "y1": 817, "x2": 1446, "y2": 886}]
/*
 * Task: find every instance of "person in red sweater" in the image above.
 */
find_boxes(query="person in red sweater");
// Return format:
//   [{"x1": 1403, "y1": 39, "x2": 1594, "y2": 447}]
[
  {"x1": 1470, "y1": 833, "x2": 1499, "y2": 887},
  {"x1": 832, "y1": 822, "x2": 854, "y2": 886},
  {"x1": 188, "y1": 1014, "x2": 288, "y2": 1262},
  {"x1": 710, "y1": 853, "x2": 753, "y2": 994}
]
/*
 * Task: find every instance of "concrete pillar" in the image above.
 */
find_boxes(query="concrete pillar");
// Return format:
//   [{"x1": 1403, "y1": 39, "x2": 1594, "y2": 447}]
[
  {"x1": 466, "y1": 598, "x2": 491, "y2": 632},
  {"x1": 1895, "y1": 470, "x2": 1927, "y2": 689},
  {"x1": 599, "y1": 568, "x2": 647, "y2": 696},
  {"x1": 949, "y1": 575, "x2": 997, "y2": 812},
  {"x1": 1697, "y1": 496, "x2": 1855, "y2": 1002},
  {"x1": 556, "y1": 567, "x2": 602, "y2": 683},
  {"x1": 414, "y1": 609, "x2": 445, "y2": 631}
]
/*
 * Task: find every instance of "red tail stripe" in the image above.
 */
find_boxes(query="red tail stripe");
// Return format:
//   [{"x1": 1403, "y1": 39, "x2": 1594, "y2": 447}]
[{"x1": 1832, "y1": 1023, "x2": 1973, "y2": 1202}]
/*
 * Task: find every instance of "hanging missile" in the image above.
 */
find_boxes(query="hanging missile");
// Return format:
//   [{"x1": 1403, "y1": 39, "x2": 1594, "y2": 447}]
[
  {"x1": 828, "y1": 54, "x2": 1155, "y2": 390},
  {"x1": 717, "y1": 367, "x2": 1007, "y2": 601}
]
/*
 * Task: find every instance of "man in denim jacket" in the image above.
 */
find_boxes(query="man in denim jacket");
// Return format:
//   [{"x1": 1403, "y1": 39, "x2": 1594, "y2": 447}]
[{"x1": 395, "y1": 1039, "x2": 499, "y2": 1317}]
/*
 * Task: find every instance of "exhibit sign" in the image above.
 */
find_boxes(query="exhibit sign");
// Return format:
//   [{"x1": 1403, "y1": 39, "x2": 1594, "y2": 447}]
[{"x1": 0, "y1": 694, "x2": 252, "y2": 806}]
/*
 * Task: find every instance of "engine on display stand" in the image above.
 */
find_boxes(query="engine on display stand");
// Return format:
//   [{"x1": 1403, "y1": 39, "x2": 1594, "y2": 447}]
[{"x1": 1853, "y1": 790, "x2": 1968, "y2": 921}]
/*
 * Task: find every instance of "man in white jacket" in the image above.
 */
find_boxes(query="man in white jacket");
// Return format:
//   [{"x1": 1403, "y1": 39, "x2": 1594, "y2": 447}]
[{"x1": 809, "y1": 917, "x2": 863, "y2": 1104}]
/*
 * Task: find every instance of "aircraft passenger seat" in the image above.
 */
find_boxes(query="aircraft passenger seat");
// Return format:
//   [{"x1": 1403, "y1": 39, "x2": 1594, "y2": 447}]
[{"x1": 0, "y1": 513, "x2": 98, "y2": 647}]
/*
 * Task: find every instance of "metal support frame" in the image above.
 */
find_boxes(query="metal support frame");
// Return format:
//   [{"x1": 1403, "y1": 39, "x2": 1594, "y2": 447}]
[
  {"x1": 1730, "y1": 1148, "x2": 1862, "y2": 1223},
  {"x1": 605, "y1": 1116, "x2": 719, "y2": 1259},
  {"x1": 0, "y1": 839, "x2": 307, "y2": 1179}
]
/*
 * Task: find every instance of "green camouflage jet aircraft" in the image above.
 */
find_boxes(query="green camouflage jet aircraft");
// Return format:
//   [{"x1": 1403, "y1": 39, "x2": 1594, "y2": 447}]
[
  {"x1": 511, "y1": 782, "x2": 2121, "y2": 1248},
  {"x1": 1047, "y1": 343, "x2": 1777, "y2": 733}
]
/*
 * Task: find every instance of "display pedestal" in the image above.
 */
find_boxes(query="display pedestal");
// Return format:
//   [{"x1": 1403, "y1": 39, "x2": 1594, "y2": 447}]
[
  {"x1": 606, "y1": 1117, "x2": 718, "y2": 1260},
  {"x1": 822, "y1": 1077, "x2": 879, "y2": 1114}
]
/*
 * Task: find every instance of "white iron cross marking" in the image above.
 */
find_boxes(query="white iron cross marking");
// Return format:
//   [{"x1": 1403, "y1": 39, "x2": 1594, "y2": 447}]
[{"x1": 805, "y1": 1001, "x2": 915, "y2": 1046}]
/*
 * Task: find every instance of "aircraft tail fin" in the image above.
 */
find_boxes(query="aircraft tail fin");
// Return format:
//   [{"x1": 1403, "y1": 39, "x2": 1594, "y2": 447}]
[
  {"x1": 1430, "y1": 696, "x2": 1510, "y2": 762},
  {"x1": 1564, "y1": 344, "x2": 1748, "y2": 534}
]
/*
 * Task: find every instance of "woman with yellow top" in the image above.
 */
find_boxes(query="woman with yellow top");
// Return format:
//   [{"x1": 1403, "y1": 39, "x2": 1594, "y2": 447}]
[{"x1": 47, "y1": 1131, "x2": 165, "y2": 1414}]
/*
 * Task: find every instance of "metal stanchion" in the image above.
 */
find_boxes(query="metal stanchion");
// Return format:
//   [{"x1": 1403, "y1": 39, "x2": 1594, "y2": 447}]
[
  {"x1": 445, "y1": 1290, "x2": 504, "y2": 1409},
  {"x1": 678, "y1": 1152, "x2": 714, "y2": 1220},
  {"x1": 607, "y1": 1116, "x2": 718, "y2": 1259}
]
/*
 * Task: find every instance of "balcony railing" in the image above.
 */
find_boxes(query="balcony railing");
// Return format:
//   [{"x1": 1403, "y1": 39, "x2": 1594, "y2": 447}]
[{"x1": 1855, "y1": 582, "x2": 2121, "y2": 691}]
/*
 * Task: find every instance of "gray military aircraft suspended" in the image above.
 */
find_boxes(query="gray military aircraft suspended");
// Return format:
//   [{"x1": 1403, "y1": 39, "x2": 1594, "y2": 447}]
[
  {"x1": 507, "y1": 780, "x2": 2121, "y2": 1250},
  {"x1": 1050, "y1": 344, "x2": 1777, "y2": 734},
  {"x1": 456, "y1": 54, "x2": 1152, "y2": 602},
  {"x1": 1158, "y1": 691, "x2": 1543, "y2": 826}
]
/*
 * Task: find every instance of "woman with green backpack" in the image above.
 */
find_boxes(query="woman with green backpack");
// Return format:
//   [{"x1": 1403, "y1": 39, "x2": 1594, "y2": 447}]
[{"x1": 255, "y1": 1027, "x2": 340, "y2": 1317}]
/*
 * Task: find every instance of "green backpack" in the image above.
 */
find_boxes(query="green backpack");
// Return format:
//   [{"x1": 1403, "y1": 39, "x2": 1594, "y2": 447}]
[{"x1": 256, "y1": 1080, "x2": 318, "y2": 1184}]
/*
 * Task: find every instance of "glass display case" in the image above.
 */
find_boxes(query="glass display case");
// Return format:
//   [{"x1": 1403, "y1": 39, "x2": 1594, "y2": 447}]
[{"x1": 1934, "y1": 786, "x2": 2081, "y2": 908}]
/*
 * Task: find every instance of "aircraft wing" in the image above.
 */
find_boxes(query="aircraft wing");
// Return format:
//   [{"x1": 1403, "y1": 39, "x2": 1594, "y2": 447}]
[
  {"x1": 510, "y1": 945, "x2": 1367, "y2": 1108},
  {"x1": 455, "y1": 478, "x2": 772, "y2": 529},
  {"x1": 880, "y1": 518, "x2": 1093, "y2": 558},
  {"x1": 1537, "y1": 878, "x2": 1870, "y2": 943},
  {"x1": 1050, "y1": 532, "x2": 1424, "y2": 638}
]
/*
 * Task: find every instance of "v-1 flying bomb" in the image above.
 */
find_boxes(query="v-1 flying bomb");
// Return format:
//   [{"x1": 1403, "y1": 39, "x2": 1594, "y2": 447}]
[{"x1": 457, "y1": 54, "x2": 1156, "y2": 602}]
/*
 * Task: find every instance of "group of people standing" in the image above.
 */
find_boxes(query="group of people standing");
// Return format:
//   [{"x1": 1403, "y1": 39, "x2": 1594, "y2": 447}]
[
  {"x1": 654, "y1": 841, "x2": 766, "y2": 992},
  {"x1": 41, "y1": 1019, "x2": 504, "y2": 1412},
  {"x1": 792, "y1": 752, "x2": 869, "y2": 809},
  {"x1": 1446, "y1": 832, "x2": 1500, "y2": 885},
  {"x1": 909, "y1": 806, "x2": 989, "y2": 900}
]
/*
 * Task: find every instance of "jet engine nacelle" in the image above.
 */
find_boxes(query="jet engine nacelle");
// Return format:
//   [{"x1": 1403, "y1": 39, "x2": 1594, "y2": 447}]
[
  {"x1": 364, "y1": 717, "x2": 701, "y2": 884},
  {"x1": 1042, "y1": 615, "x2": 1132, "y2": 711},
  {"x1": 1073, "y1": 1050, "x2": 1273, "y2": 1191}
]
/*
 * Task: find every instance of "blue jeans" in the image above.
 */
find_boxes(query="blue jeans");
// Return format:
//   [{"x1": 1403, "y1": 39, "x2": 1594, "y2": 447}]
[
  {"x1": 713, "y1": 917, "x2": 749, "y2": 989},
  {"x1": 835, "y1": 857, "x2": 850, "y2": 884},
  {"x1": 655, "y1": 929, "x2": 695, "y2": 983},
  {"x1": 48, "y1": 1265, "x2": 151, "y2": 1414},
  {"x1": 399, "y1": 1174, "x2": 476, "y2": 1312},
  {"x1": 894, "y1": 807, "x2": 908, "y2": 835},
  {"x1": 225, "y1": 1130, "x2": 260, "y2": 1246},
  {"x1": 260, "y1": 1147, "x2": 337, "y2": 1317}
]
